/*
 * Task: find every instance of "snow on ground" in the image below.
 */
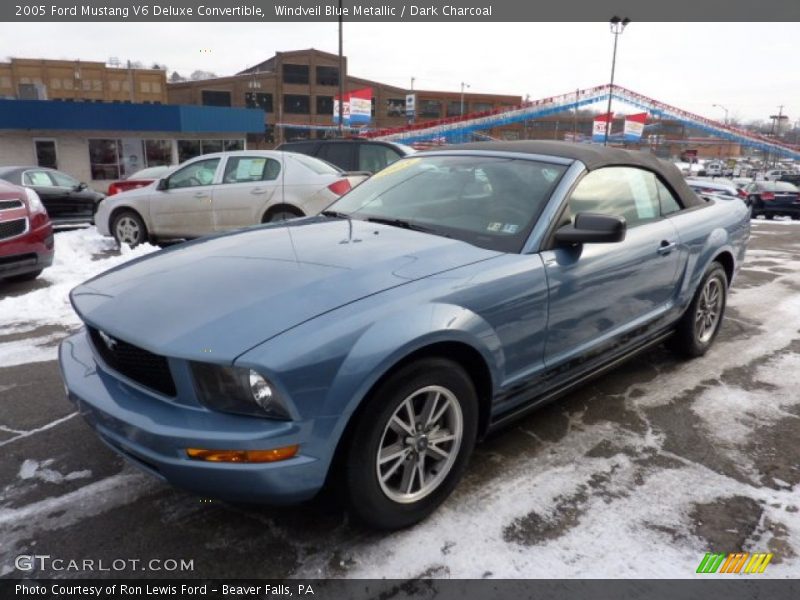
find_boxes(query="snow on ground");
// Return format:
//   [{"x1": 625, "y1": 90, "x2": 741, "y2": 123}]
[{"x1": 0, "y1": 228, "x2": 157, "y2": 366}]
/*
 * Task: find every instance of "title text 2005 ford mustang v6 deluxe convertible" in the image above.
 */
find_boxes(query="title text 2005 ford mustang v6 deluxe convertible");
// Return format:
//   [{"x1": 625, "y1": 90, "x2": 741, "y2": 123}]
[{"x1": 60, "y1": 141, "x2": 749, "y2": 529}]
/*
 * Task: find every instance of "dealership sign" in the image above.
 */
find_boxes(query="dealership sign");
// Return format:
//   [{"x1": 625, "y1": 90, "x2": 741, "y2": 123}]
[
  {"x1": 406, "y1": 93, "x2": 416, "y2": 118},
  {"x1": 333, "y1": 87, "x2": 372, "y2": 125},
  {"x1": 591, "y1": 113, "x2": 613, "y2": 142},
  {"x1": 623, "y1": 112, "x2": 648, "y2": 141}
]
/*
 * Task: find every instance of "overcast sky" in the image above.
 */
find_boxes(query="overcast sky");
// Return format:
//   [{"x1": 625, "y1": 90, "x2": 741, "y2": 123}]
[{"x1": 3, "y1": 22, "x2": 798, "y2": 123}]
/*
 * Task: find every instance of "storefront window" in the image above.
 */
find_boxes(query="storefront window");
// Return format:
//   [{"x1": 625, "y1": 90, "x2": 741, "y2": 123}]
[
  {"x1": 144, "y1": 140, "x2": 172, "y2": 166},
  {"x1": 89, "y1": 139, "x2": 121, "y2": 180},
  {"x1": 178, "y1": 140, "x2": 201, "y2": 163}
]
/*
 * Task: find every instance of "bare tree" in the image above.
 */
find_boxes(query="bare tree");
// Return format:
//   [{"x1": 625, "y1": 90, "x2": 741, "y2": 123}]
[{"x1": 189, "y1": 70, "x2": 218, "y2": 81}]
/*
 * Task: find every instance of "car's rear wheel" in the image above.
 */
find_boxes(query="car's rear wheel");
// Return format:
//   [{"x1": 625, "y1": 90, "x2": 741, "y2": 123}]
[
  {"x1": 112, "y1": 210, "x2": 148, "y2": 247},
  {"x1": 344, "y1": 358, "x2": 478, "y2": 530},
  {"x1": 263, "y1": 206, "x2": 304, "y2": 223},
  {"x1": 669, "y1": 262, "x2": 727, "y2": 358}
]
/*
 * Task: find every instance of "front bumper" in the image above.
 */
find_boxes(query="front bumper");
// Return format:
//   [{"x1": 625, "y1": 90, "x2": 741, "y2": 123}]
[
  {"x1": 59, "y1": 330, "x2": 335, "y2": 504},
  {"x1": 0, "y1": 220, "x2": 54, "y2": 278}
]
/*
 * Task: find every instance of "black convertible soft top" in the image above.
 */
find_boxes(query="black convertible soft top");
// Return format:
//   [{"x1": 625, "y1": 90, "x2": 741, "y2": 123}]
[{"x1": 450, "y1": 140, "x2": 704, "y2": 208}]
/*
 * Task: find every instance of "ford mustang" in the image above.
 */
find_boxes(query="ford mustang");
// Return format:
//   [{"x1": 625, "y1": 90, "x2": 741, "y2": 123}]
[{"x1": 59, "y1": 141, "x2": 749, "y2": 529}]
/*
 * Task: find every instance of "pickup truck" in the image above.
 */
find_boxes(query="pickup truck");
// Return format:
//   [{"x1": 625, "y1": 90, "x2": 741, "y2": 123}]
[{"x1": 60, "y1": 141, "x2": 750, "y2": 529}]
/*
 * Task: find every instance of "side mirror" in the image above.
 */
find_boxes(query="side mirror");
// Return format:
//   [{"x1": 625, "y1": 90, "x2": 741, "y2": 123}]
[
  {"x1": 75, "y1": 182, "x2": 88, "y2": 191},
  {"x1": 554, "y1": 213, "x2": 626, "y2": 245},
  {"x1": 156, "y1": 178, "x2": 168, "y2": 191}
]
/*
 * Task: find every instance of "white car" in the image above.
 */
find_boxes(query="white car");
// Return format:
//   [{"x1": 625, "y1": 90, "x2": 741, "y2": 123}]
[{"x1": 96, "y1": 150, "x2": 366, "y2": 246}]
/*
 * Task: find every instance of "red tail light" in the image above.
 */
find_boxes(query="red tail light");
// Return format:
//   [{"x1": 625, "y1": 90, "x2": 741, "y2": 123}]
[
  {"x1": 107, "y1": 183, "x2": 122, "y2": 196},
  {"x1": 737, "y1": 189, "x2": 747, "y2": 198},
  {"x1": 327, "y1": 179, "x2": 351, "y2": 196},
  {"x1": 761, "y1": 192, "x2": 775, "y2": 201}
]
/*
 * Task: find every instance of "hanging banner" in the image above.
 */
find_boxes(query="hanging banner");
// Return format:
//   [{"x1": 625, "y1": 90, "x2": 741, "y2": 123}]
[
  {"x1": 333, "y1": 87, "x2": 372, "y2": 126},
  {"x1": 591, "y1": 113, "x2": 614, "y2": 142},
  {"x1": 623, "y1": 112, "x2": 648, "y2": 141}
]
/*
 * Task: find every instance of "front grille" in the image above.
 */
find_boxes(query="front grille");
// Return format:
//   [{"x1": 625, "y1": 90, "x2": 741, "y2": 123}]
[
  {"x1": 0, "y1": 200, "x2": 24, "y2": 210},
  {"x1": 0, "y1": 218, "x2": 27, "y2": 240},
  {"x1": 88, "y1": 327, "x2": 177, "y2": 397}
]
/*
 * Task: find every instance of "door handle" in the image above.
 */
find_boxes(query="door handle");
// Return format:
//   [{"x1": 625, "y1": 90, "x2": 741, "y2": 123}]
[
  {"x1": 658, "y1": 240, "x2": 677, "y2": 255},
  {"x1": 194, "y1": 191, "x2": 207, "y2": 198},
  {"x1": 250, "y1": 187, "x2": 266, "y2": 195}
]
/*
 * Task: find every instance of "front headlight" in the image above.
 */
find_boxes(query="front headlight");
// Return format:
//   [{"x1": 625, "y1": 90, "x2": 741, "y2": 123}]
[
  {"x1": 24, "y1": 187, "x2": 46, "y2": 215},
  {"x1": 191, "y1": 363, "x2": 291, "y2": 420}
]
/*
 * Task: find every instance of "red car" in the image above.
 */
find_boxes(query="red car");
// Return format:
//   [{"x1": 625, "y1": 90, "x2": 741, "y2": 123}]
[
  {"x1": 0, "y1": 180, "x2": 54, "y2": 282},
  {"x1": 107, "y1": 165, "x2": 173, "y2": 196}
]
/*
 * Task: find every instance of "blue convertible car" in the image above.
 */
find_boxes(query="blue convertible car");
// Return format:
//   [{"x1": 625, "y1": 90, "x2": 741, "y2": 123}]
[{"x1": 60, "y1": 141, "x2": 749, "y2": 529}]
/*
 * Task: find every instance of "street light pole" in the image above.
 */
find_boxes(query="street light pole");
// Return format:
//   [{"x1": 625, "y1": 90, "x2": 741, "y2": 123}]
[
  {"x1": 604, "y1": 16, "x2": 629, "y2": 146},
  {"x1": 337, "y1": 0, "x2": 344, "y2": 137},
  {"x1": 712, "y1": 103, "x2": 729, "y2": 125},
  {"x1": 460, "y1": 81, "x2": 470, "y2": 116}
]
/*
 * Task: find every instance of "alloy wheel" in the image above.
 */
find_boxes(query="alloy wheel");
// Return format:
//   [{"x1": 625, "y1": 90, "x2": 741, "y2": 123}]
[
  {"x1": 115, "y1": 216, "x2": 142, "y2": 245},
  {"x1": 375, "y1": 385, "x2": 463, "y2": 504},
  {"x1": 695, "y1": 276, "x2": 723, "y2": 344}
]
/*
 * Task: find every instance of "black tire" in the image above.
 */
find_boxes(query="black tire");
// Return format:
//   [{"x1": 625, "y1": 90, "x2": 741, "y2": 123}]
[
  {"x1": 4, "y1": 269, "x2": 42, "y2": 283},
  {"x1": 344, "y1": 358, "x2": 478, "y2": 530},
  {"x1": 765, "y1": 213, "x2": 774, "y2": 220},
  {"x1": 669, "y1": 262, "x2": 728, "y2": 358},
  {"x1": 111, "y1": 210, "x2": 148, "y2": 247},
  {"x1": 263, "y1": 206, "x2": 304, "y2": 223}
]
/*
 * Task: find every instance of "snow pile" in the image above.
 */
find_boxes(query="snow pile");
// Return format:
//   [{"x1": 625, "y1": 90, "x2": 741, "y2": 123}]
[{"x1": 0, "y1": 228, "x2": 158, "y2": 366}]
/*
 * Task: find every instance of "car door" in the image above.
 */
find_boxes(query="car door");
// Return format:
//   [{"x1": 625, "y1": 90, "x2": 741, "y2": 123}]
[
  {"x1": 540, "y1": 166, "x2": 681, "y2": 374},
  {"x1": 48, "y1": 169, "x2": 98, "y2": 221},
  {"x1": 149, "y1": 157, "x2": 221, "y2": 237},
  {"x1": 22, "y1": 169, "x2": 71, "y2": 221},
  {"x1": 212, "y1": 155, "x2": 283, "y2": 229}
]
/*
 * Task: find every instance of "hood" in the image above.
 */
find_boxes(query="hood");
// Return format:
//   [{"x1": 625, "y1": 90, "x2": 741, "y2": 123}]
[{"x1": 72, "y1": 218, "x2": 501, "y2": 362}]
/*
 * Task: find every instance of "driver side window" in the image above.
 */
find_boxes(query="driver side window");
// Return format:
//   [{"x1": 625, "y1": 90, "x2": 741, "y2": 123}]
[
  {"x1": 167, "y1": 158, "x2": 220, "y2": 190},
  {"x1": 565, "y1": 167, "x2": 661, "y2": 229}
]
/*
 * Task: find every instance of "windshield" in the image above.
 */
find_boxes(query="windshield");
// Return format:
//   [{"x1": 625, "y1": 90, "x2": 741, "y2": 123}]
[{"x1": 327, "y1": 155, "x2": 567, "y2": 252}]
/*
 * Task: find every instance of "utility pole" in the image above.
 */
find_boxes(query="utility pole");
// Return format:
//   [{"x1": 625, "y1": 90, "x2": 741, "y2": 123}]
[{"x1": 337, "y1": 0, "x2": 344, "y2": 137}]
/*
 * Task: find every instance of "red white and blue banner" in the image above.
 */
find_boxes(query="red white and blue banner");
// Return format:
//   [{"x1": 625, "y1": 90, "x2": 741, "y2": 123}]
[
  {"x1": 591, "y1": 112, "x2": 614, "y2": 142},
  {"x1": 623, "y1": 112, "x2": 648, "y2": 141},
  {"x1": 333, "y1": 87, "x2": 372, "y2": 126}
]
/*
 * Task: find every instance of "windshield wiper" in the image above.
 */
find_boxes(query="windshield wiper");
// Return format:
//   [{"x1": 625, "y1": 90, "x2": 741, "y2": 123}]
[
  {"x1": 321, "y1": 210, "x2": 351, "y2": 219},
  {"x1": 366, "y1": 216, "x2": 447, "y2": 237}
]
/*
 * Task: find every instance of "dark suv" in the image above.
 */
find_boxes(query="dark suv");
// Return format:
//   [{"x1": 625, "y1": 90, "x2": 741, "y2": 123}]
[{"x1": 277, "y1": 139, "x2": 414, "y2": 174}]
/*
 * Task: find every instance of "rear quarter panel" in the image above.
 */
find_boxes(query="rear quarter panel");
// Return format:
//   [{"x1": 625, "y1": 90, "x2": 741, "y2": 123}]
[{"x1": 666, "y1": 197, "x2": 749, "y2": 312}]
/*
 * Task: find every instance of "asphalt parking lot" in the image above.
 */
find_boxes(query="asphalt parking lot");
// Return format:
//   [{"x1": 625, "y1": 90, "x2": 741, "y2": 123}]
[{"x1": 1, "y1": 221, "x2": 798, "y2": 579}]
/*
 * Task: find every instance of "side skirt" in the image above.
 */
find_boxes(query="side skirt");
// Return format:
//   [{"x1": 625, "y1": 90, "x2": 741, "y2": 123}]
[{"x1": 486, "y1": 330, "x2": 674, "y2": 433}]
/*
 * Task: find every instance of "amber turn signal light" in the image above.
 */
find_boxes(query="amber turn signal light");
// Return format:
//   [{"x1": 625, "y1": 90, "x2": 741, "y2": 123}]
[{"x1": 186, "y1": 445, "x2": 299, "y2": 463}]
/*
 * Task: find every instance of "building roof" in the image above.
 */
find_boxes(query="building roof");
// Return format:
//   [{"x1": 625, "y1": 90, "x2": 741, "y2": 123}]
[
  {"x1": 0, "y1": 99, "x2": 264, "y2": 133},
  {"x1": 452, "y1": 140, "x2": 704, "y2": 207}
]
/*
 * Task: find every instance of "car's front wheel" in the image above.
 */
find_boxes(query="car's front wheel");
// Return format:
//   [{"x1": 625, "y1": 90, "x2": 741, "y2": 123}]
[
  {"x1": 669, "y1": 262, "x2": 728, "y2": 357},
  {"x1": 112, "y1": 210, "x2": 148, "y2": 247},
  {"x1": 344, "y1": 358, "x2": 478, "y2": 530}
]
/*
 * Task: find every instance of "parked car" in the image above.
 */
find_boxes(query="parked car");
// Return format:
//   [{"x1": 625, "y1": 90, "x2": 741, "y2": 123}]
[
  {"x1": 685, "y1": 178, "x2": 748, "y2": 203},
  {"x1": 277, "y1": 139, "x2": 415, "y2": 174},
  {"x1": 764, "y1": 169, "x2": 793, "y2": 181},
  {"x1": 107, "y1": 165, "x2": 174, "y2": 196},
  {"x1": 95, "y1": 151, "x2": 368, "y2": 246},
  {"x1": 778, "y1": 173, "x2": 800, "y2": 186},
  {"x1": 60, "y1": 141, "x2": 749, "y2": 529},
  {"x1": 0, "y1": 166, "x2": 104, "y2": 226},
  {"x1": 743, "y1": 180, "x2": 800, "y2": 219},
  {"x1": 0, "y1": 180, "x2": 54, "y2": 282}
]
